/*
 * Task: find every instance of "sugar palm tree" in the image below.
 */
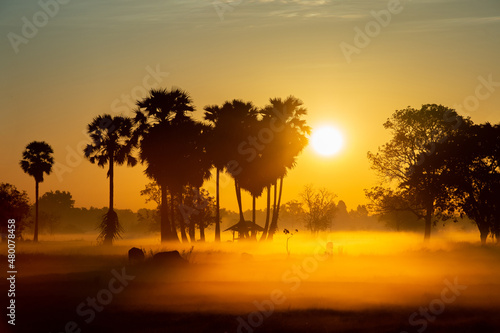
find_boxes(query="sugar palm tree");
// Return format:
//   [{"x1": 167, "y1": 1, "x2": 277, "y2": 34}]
[
  {"x1": 261, "y1": 96, "x2": 310, "y2": 240},
  {"x1": 134, "y1": 87, "x2": 211, "y2": 243},
  {"x1": 84, "y1": 114, "x2": 137, "y2": 245},
  {"x1": 20, "y1": 141, "x2": 54, "y2": 242}
]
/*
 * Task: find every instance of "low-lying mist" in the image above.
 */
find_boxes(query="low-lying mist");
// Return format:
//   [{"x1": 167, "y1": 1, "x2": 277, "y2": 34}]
[{"x1": 8, "y1": 230, "x2": 500, "y2": 316}]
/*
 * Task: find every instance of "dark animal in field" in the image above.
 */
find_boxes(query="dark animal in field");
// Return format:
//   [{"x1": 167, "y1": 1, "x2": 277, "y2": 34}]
[
  {"x1": 128, "y1": 247, "x2": 145, "y2": 263},
  {"x1": 152, "y1": 250, "x2": 187, "y2": 265}
]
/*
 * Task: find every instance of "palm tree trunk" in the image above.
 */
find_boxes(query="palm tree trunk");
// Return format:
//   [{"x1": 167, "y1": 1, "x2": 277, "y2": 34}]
[
  {"x1": 251, "y1": 195, "x2": 256, "y2": 240},
  {"x1": 109, "y1": 155, "x2": 114, "y2": 212},
  {"x1": 215, "y1": 168, "x2": 221, "y2": 242},
  {"x1": 260, "y1": 185, "x2": 271, "y2": 241},
  {"x1": 235, "y1": 180, "x2": 244, "y2": 222},
  {"x1": 34, "y1": 180, "x2": 39, "y2": 242},
  {"x1": 268, "y1": 177, "x2": 284, "y2": 240},
  {"x1": 160, "y1": 184, "x2": 171, "y2": 243}
]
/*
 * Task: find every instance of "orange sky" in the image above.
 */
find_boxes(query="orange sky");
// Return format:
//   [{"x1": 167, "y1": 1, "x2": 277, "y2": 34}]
[{"x1": 1, "y1": 0, "x2": 500, "y2": 213}]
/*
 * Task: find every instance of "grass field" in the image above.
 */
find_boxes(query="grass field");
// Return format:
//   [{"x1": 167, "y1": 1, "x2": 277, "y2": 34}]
[{"x1": 2, "y1": 231, "x2": 500, "y2": 333}]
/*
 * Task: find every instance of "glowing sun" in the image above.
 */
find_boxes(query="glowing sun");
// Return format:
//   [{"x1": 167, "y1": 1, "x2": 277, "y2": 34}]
[{"x1": 310, "y1": 126, "x2": 344, "y2": 157}]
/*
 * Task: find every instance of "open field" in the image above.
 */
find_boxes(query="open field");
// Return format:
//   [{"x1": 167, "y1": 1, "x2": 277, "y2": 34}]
[{"x1": 2, "y1": 231, "x2": 500, "y2": 333}]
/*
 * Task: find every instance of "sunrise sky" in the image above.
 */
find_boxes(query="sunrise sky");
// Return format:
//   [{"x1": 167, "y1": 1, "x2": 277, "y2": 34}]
[{"x1": 1, "y1": 0, "x2": 500, "y2": 213}]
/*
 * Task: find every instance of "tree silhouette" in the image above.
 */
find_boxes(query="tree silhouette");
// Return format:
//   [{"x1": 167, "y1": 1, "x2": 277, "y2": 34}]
[
  {"x1": 38, "y1": 190, "x2": 75, "y2": 234},
  {"x1": 300, "y1": 185, "x2": 336, "y2": 234},
  {"x1": 134, "y1": 87, "x2": 211, "y2": 242},
  {"x1": 204, "y1": 99, "x2": 259, "y2": 239},
  {"x1": 0, "y1": 183, "x2": 30, "y2": 242},
  {"x1": 84, "y1": 114, "x2": 137, "y2": 245},
  {"x1": 20, "y1": 141, "x2": 54, "y2": 242},
  {"x1": 367, "y1": 104, "x2": 470, "y2": 241},
  {"x1": 203, "y1": 104, "x2": 233, "y2": 241},
  {"x1": 238, "y1": 153, "x2": 269, "y2": 239},
  {"x1": 408, "y1": 122, "x2": 500, "y2": 243},
  {"x1": 260, "y1": 96, "x2": 311, "y2": 240}
]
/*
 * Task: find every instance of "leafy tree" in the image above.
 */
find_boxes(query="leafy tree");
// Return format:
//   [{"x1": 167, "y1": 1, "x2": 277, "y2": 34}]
[
  {"x1": 179, "y1": 186, "x2": 216, "y2": 242},
  {"x1": 39, "y1": 190, "x2": 74, "y2": 211},
  {"x1": 0, "y1": 183, "x2": 30, "y2": 241},
  {"x1": 20, "y1": 141, "x2": 54, "y2": 242},
  {"x1": 84, "y1": 114, "x2": 137, "y2": 245},
  {"x1": 367, "y1": 104, "x2": 470, "y2": 241},
  {"x1": 300, "y1": 185, "x2": 336, "y2": 234},
  {"x1": 38, "y1": 190, "x2": 75, "y2": 234},
  {"x1": 409, "y1": 122, "x2": 500, "y2": 243},
  {"x1": 140, "y1": 182, "x2": 162, "y2": 208}
]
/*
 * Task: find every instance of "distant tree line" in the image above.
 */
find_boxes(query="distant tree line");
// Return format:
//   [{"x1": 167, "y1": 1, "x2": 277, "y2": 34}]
[{"x1": 9, "y1": 100, "x2": 499, "y2": 245}]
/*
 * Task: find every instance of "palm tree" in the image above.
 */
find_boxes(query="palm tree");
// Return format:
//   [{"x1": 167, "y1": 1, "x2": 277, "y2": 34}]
[
  {"x1": 238, "y1": 153, "x2": 270, "y2": 239},
  {"x1": 205, "y1": 100, "x2": 260, "y2": 240},
  {"x1": 261, "y1": 96, "x2": 310, "y2": 240},
  {"x1": 204, "y1": 106, "x2": 224, "y2": 241},
  {"x1": 20, "y1": 141, "x2": 54, "y2": 242},
  {"x1": 134, "y1": 87, "x2": 211, "y2": 243},
  {"x1": 84, "y1": 114, "x2": 137, "y2": 245}
]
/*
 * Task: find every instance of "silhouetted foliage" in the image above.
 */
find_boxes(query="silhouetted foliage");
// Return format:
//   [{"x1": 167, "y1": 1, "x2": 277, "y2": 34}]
[
  {"x1": 99, "y1": 209, "x2": 122, "y2": 245},
  {"x1": 179, "y1": 186, "x2": 216, "y2": 242},
  {"x1": 300, "y1": 185, "x2": 337, "y2": 234},
  {"x1": 0, "y1": 183, "x2": 30, "y2": 241},
  {"x1": 20, "y1": 140, "x2": 54, "y2": 242},
  {"x1": 408, "y1": 122, "x2": 500, "y2": 243},
  {"x1": 204, "y1": 99, "x2": 259, "y2": 240},
  {"x1": 259, "y1": 96, "x2": 311, "y2": 240},
  {"x1": 134, "y1": 88, "x2": 211, "y2": 242},
  {"x1": 367, "y1": 104, "x2": 470, "y2": 241},
  {"x1": 38, "y1": 190, "x2": 75, "y2": 234},
  {"x1": 84, "y1": 114, "x2": 136, "y2": 245}
]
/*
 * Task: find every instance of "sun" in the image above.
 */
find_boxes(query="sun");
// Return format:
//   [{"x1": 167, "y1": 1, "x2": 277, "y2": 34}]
[{"x1": 310, "y1": 125, "x2": 344, "y2": 157}]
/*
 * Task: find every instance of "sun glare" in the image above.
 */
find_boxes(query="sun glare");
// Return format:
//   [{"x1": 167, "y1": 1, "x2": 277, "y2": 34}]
[{"x1": 311, "y1": 125, "x2": 344, "y2": 157}]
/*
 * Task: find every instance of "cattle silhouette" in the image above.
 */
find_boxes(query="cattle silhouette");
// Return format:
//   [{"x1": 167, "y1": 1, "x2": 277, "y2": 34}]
[
  {"x1": 153, "y1": 250, "x2": 187, "y2": 265},
  {"x1": 128, "y1": 247, "x2": 145, "y2": 263}
]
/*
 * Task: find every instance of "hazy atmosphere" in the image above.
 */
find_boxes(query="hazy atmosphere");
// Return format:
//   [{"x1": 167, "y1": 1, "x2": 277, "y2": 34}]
[{"x1": 1, "y1": 0, "x2": 500, "y2": 332}]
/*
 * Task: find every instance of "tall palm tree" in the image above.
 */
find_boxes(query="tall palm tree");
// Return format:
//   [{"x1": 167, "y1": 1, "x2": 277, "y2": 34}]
[
  {"x1": 261, "y1": 96, "x2": 310, "y2": 240},
  {"x1": 204, "y1": 100, "x2": 260, "y2": 240},
  {"x1": 204, "y1": 105, "x2": 224, "y2": 241},
  {"x1": 134, "y1": 87, "x2": 211, "y2": 243},
  {"x1": 204, "y1": 103, "x2": 235, "y2": 241},
  {"x1": 84, "y1": 114, "x2": 137, "y2": 245},
  {"x1": 20, "y1": 141, "x2": 54, "y2": 242},
  {"x1": 238, "y1": 153, "x2": 270, "y2": 239}
]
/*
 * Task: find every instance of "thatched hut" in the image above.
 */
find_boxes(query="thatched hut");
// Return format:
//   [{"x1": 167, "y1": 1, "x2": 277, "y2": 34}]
[{"x1": 224, "y1": 220, "x2": 264, "y2": 241}]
